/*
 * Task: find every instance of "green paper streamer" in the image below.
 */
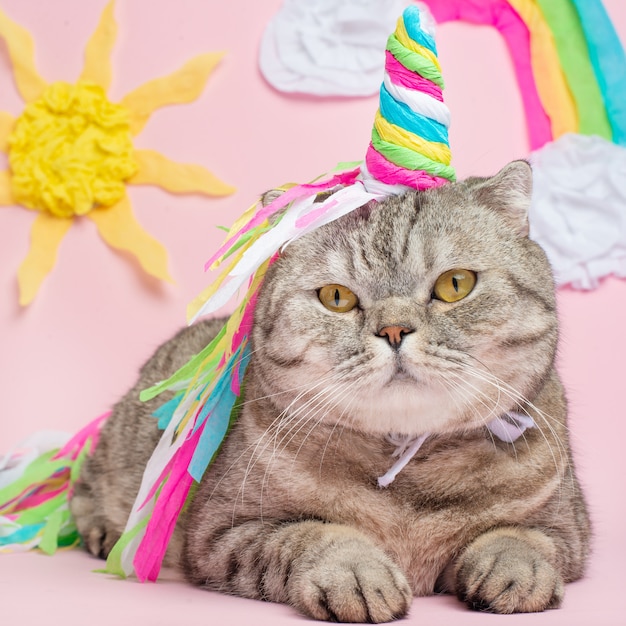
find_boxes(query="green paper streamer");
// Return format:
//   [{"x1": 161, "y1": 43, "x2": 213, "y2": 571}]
[
  {"x1": 371, "y1": 127, "x2": 456, "y2": 180},
  {"x1": 386, "y1": 34, "x2": 444, "y2": 87}
]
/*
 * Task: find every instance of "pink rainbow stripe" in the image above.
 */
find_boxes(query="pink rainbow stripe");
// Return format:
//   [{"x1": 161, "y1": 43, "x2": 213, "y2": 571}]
[
  {"x1": 365, "y1": 144, "x2": 449, "y2": 190},
  {"x1": 385, "y1": 50, "x2": 443, "y2": 101},
  {"x1": 422, "y1": 0, "x2": 552, "y2": 150}
]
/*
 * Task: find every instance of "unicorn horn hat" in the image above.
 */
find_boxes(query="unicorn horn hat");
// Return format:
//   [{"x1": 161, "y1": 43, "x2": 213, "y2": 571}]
[
  {"x1": 362, "y1": 4, "x2": 456, "y2": 192},
  {"x1": 0, "y1": 5, "x2": 457, "y2": 580}
]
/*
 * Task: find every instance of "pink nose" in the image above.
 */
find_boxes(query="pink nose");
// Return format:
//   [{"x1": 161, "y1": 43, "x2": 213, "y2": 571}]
[{"x1": 377, "y1": 325, "x2": 413, "y2": 349}]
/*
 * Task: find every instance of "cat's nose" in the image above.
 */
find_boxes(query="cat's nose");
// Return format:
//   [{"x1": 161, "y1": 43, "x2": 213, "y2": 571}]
[{"x1": 377, "y1": 325, "x2": 414, "y2": 349}]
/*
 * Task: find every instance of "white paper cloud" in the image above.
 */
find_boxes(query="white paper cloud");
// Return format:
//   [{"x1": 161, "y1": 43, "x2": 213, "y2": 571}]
[
  {"x1": 259, "y1": 0, "x2": 414, "y2": 96},
  {"x1": 529, "y1": 133, "x2": 626, "y2": 289}
]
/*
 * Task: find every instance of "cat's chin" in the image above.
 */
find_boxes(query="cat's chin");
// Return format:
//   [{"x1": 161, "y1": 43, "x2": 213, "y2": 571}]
[
  {"x1": 343, "y1": 380, "x2": 464, "y2": 436},
  {"x1": 386, "y1": 367, "x2": 417, "y2": 384}
]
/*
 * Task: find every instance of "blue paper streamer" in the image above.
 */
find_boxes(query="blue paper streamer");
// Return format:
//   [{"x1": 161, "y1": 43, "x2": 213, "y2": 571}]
[
  {"x1": 403, "y1": 5, "x2": 437, "y2": 54},
  {"x1": 379, "y1": 83, "x2": 450, "y2": 145}
]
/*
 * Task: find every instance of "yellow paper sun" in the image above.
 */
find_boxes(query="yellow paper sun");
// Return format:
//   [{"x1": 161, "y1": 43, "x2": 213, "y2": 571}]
[{"x1": 0, "y1": 1, "x2": 235, "y2": 305}]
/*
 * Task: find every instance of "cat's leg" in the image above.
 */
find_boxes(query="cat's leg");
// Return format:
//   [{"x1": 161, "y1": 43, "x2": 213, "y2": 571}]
[
  {"x1": 70, "y1": 423, "x2": 151, "y2": 559},
  {"x1": 183, "y1": 519, "x2": 413, "y2": 623},
  {"x1": 70, "y1": 455, "x2": 125, "y2": 558},
  {"x1": 450, "y1": 527, "x2": 564, "y2": 613}
]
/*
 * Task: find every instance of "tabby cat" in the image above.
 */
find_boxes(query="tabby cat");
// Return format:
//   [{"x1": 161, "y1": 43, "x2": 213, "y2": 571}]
[{"x1": 71, "y1": 161, "x2": 590, "y2": 622}]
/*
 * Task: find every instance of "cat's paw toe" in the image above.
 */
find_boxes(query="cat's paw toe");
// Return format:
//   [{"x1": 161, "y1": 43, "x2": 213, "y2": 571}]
[
  {"x1": 291, "y1": 542, "x2": 412, "y2": 623},
  {"x1": 83, "y1": 525, "x2": 120, "y2": 560},
  {"x1": 455, "y1": 532, "x2": 564, "y2": 614}
]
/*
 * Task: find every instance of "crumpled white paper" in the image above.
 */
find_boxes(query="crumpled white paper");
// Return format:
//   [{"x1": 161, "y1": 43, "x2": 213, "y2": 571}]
[
  {"x1": 529, "y1": 133, "x2": 626, "y2": 289},
  {"x1": 259, "y1": 0, "x2": 414, "y2": 96},
  {"x1": 0, "y1": 430, "x2": 71, "y2": 491}
]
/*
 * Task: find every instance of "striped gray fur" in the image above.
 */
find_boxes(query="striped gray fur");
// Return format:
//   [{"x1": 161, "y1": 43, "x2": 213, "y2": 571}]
[{"x1": 71, "y1": 162, "x2": 590, "y2": 622}]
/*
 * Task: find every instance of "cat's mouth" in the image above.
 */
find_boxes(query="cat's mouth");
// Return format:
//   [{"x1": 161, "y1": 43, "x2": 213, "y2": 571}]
[{"x1": 387, "y1": 364, "x2": 418, "y2": 385}]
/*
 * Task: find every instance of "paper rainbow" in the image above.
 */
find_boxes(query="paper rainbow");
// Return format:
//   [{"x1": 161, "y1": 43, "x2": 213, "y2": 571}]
[{"x1": 422, "y1": 0, "x2": 626, "y2": 151}]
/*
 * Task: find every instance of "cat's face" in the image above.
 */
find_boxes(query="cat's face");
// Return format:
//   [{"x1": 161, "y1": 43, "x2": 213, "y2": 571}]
[{"x1": 251, "y1": 162, "x2": 558, "y2": 437}]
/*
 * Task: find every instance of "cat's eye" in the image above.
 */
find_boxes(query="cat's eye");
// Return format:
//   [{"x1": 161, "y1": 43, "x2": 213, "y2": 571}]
[
  {"x1": 318, "y1": 284, "x2": 359, "y2": 313},
  {"x1": 433, "y1": 269, "x2": 477, "y2": 303}
]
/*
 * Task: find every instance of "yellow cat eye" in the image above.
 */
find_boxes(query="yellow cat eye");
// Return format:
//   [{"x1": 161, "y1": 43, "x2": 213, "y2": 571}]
[
  {"x1": 433, "y1": 269, "x2": 477, "y2": 303},
  {"x1": 318, "y1": 284, "x2": 359, "y2": 313}
]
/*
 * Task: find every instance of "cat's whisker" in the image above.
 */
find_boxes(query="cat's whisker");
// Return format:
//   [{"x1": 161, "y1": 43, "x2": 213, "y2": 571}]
[
  {"x1": 206, "y1": 371, "x2": 342, "y2": 509},
  {"x1": 264, "y1": 377, "x2": 353, "y2": 473},
  {"x1": 235, "y1": 373, "x2": 346, "y2": 509},
  {"x1": 456, "y1": 361, "x2": 570, "y2": 483},
  {"x1": 235, "y1": 372, "x2": 349, "y2": 502},
  {"x1": 258, "y1": 379, "x2": 355, "y2": 515},
  {"x1": 316, "y1": 385, "x2": 365, "y2": 477}
]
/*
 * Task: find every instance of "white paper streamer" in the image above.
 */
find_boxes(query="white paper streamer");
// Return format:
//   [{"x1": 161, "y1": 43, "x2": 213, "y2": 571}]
[
  {"x1": 382, "y1": 74, "x2": 451, "y2": 126},
  {"x1": 191, "y1": 183, "x2": 385, "y2": 321}
]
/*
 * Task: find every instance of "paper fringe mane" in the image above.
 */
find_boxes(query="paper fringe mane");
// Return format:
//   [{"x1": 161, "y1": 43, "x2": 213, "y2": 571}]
[
  {"x1": 105, "y1": 163, "x2": 405, "y2": 581},
  {"x1": 0, "y1": 413, "x2": 107, "y2": 554}
]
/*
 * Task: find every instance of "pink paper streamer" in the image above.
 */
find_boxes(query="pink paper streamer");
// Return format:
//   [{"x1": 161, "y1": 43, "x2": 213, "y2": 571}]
[
  {"x1": 137, "y1": 454, "x2": 177, "y2": 512},
  {"x1": 14, "y1": 485, "x2": 67, "y2": 511},
  {"x1": 295, "y1": 197, "x2": 339, "y2": 229},
  {"x1": 385, "y1": 50, "x2": 444, "y2": 101},
  {"x1": 54, "y1": 411, "x2": 109, "y2": 460},
  {"x1": 365, "y1": 144, "x2": 449, "y2": 189},
  {"x1": 133, "y1": 424, "x2": 202, "y2": 582},
  {"x1": 422, "y1": 0, "x2": 552, "y2": 150}
]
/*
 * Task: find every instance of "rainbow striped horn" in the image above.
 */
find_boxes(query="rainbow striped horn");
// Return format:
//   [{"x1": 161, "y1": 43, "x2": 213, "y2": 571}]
[{"x1": 363, "y1": 5, "x2": 456, "y2": 190}]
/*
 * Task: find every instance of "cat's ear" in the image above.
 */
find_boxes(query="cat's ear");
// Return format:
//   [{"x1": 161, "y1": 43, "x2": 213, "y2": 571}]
[
  {"x1": 261, "y1": 184, "x2": 346, "y2": 208},
  {"x1": 472, "y1": 160, "x2": 532, "y2": 236},
  {"x1": 261, "y1": 189, "x2": 285, "y2": 207}
]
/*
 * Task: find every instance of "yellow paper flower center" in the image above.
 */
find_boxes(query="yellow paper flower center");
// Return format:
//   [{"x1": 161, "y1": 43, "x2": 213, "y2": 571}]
[{"x1": 8, "y1": 81, "x2": 138, "y2": 218}]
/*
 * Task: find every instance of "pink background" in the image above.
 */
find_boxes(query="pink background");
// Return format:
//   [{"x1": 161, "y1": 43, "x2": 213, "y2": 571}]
[{"x1": 1, "y1": 1, "x2": 625, "y2": 624}]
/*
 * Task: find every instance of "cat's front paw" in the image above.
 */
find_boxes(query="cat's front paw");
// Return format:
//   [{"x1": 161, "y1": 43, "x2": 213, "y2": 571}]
[
  {"x1": 290, "y1": 538, "x2": 412, "y2": 623},
  {"x1": 455, "y1": 528, "x2": 564, "y2": 614}
]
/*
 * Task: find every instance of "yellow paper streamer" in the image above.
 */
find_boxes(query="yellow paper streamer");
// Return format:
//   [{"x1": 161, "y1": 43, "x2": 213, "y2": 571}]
[
  {"x1": 508, "y1": 0, "x2": 578, "y2": 138},
  {"x1": 17, "y1": 213, "x2": 72, "y2": 305},
  {"x1": 129, "y1": 149, "x2": 236, "y2": 197},
  {"x1": 0, "y1": 7, "x2": 47, "y2": 103},
  {"x1": 374, "y1": 111, "x2": 452, "y2": 164},
  {"x1": 121, "y1": 52, "x2": 225, "y2": 136},
  {"x1": 394, "y1": 17, "x2": 442, "y2": 72},
  {"x1": 88, "y1": 195, "x2": 173, "y2": 282},
  {"x1": 186, "y1": 231, "x2": 262, "y2": 321},
  {"x1": 0, "y1": 111, "x2": 15, "y2": 153},
  {"x1": 79, "y1": 0, "x2": 117, "y2": 90}
]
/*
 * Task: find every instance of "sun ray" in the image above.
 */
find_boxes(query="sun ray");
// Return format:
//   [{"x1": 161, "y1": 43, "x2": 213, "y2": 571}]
[
  {"x1": 0, "y1": 7, "x2": 47, "y2": 103},
  {"x1": 0, "y1": 111, "x2": 15, "y2": 153},
  {"x1": 128, "y1": 149, "x2": 235, "y2": 197},
  {"x1": 78, "y1": 0, "x2": 117, "y2": 91},
  {"x1": 0, "y1": 170, "x2": 15, "y2": 205},
  {"x1": 17, "y1": 212, "x2": 72, "y2": 305},
  {"x1": 87, "y1": 194, "x2": 173, "y2": 282},
  {"x1": 120, "y1": 52, "x2": 225, "y2": 136}
]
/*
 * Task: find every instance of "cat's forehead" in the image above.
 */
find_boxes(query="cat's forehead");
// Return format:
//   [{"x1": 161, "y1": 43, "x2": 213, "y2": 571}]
[
  {"x1": 282, "y1": 180, "x2": 512, "y2": 297},
  {"x1": 303, "y1": 185, "x2": 494, "y2": 267}
]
